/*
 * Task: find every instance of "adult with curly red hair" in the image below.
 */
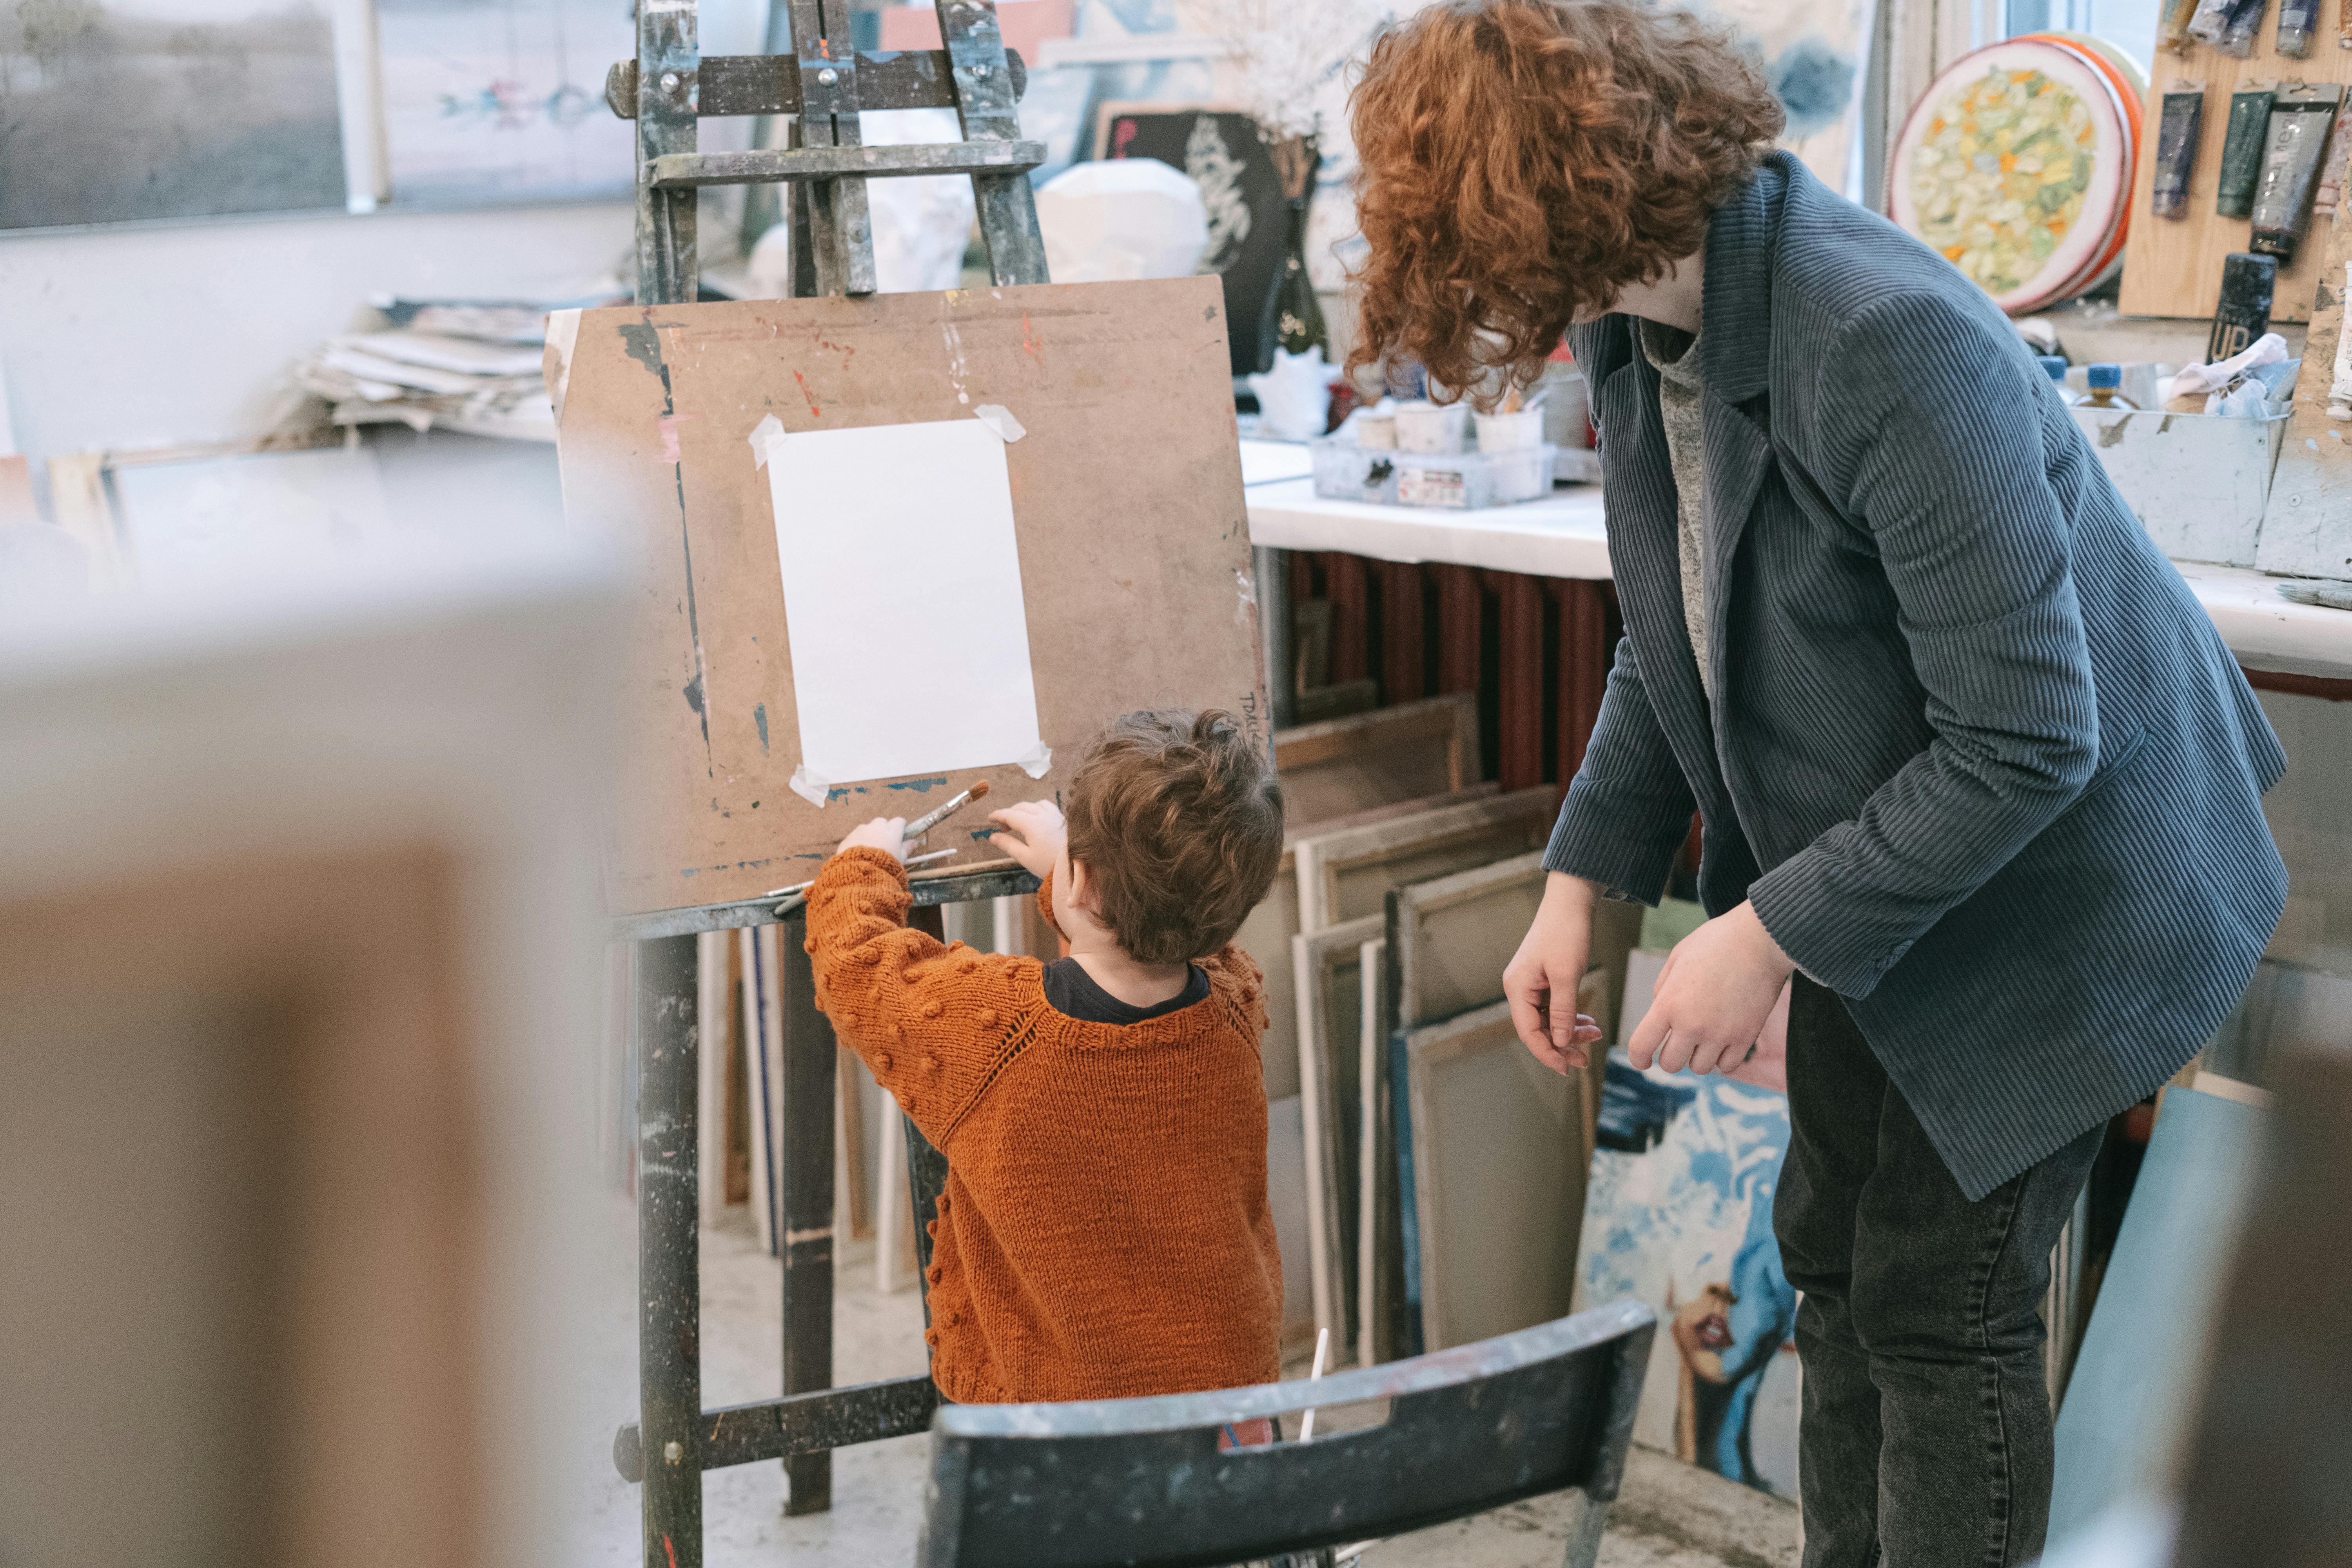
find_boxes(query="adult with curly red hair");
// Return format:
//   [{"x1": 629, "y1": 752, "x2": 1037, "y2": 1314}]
[{"x1": 1349, "y1": 5, "x2": 2287, "y2": 1566}]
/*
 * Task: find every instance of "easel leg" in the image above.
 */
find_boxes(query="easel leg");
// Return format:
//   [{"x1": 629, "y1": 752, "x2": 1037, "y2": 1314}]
[
  {"x1": 636, "y1": 934, "x2": 703, "y2": 1568},
  {"x1": 904, "y1": 907, "x2": 952, "y2": 1320},
  {"x1": 779, "y1": 906, "x2": 836, "y2": 1515}
]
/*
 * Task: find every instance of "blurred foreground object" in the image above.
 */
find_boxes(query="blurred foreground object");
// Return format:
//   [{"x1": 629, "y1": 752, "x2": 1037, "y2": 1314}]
[
  {"x1": 0, "y1": 537, "x2": 619, "y2": 1568},
  {"x1": 1035, "y1": 158, "x2": 1209, "y2": 282},
  {"x1": 2168, "y1": 1042, "x2": 2352, "y2": 1568}
]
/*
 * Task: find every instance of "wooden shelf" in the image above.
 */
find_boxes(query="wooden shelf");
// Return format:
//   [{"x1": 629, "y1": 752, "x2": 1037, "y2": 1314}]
[{"x1": 2119, "y1": 29, "x2": 2352, "y2": 323}]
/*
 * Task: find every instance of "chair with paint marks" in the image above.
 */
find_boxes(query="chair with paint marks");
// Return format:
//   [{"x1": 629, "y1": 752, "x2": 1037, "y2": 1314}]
[{"x1": 915, "y1": 1299, "x2": 1656, "y2": 1568}]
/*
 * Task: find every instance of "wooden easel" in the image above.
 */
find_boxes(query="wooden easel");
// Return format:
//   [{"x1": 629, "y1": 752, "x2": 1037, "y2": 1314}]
[{"x1": 604, "y1": 5, "x2": 1048, "y2": 1563}]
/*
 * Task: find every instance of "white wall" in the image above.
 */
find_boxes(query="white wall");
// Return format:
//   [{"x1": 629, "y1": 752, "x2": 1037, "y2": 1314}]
[{"x1": 0, "y1": 201, "x2": 635, "y2": 479}]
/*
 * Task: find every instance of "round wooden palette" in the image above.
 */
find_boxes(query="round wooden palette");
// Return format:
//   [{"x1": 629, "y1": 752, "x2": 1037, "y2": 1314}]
[{"x1": 1889, "y1": 36, "x2": 2136, "y2": 315}]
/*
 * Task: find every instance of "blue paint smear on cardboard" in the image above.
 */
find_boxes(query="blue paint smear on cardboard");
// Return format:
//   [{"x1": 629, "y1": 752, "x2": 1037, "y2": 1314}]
[
  {"x1": 886, "y1": 776, "x2": 951, "y2": 793},
  {"x1": 754, "y1": 703, "x2": 769, "y2": 752}
]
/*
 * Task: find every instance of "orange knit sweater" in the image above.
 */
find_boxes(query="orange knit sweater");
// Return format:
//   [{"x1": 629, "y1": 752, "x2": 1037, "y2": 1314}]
[{"x1": 806, "y1": 847, "x2": 1283, "y2": 1404}]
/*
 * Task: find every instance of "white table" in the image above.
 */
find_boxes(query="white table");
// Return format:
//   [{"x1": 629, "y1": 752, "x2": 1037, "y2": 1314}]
[{"x1": 1239, "y1": 442, "x2": 2352, "y2": 678}]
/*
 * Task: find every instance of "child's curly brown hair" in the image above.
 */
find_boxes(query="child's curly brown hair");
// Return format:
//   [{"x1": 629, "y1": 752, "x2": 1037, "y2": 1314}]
[
  {"x1": 1064, "y1": 710, "x2": 1283, "y2": 965},
  {"x1": 1345, "y1": 0, "x2": 1784, "y2": 401}
]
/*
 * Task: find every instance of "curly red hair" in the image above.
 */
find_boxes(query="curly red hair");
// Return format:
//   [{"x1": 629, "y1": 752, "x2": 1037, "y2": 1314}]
[{"x1": 1345, "y1": 0, "x2": 1783, "y2": 400}]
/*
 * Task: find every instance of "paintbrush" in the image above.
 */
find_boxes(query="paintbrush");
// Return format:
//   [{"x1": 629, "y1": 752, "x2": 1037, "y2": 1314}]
[
  {"x1": 766, "y1": 848, "x2": 956, "y2": 916},
  {"x1": 901, "y1": 778, "x2": 991, "y2": 845}
]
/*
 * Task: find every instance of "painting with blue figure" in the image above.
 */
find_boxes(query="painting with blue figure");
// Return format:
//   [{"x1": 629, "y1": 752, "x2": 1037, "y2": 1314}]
[
  {"x1": 1574, "y1": 1048, "x2": 1802, "y2": 1497},
  {"x1": 1698, "y1": 0, "x2": 1875, "y2": 200}
]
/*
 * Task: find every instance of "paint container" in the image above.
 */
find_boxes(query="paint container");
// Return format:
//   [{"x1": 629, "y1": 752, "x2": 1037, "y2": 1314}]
[
  {"x1": 2207, "y1": 253, "x2": 2278, "y2": 364},
  {"x1": 1353, "y1": 411, "x2": 1397, "y2": 450},
  {"x1": 1310, "y1": 436, "x2": 1399, "y2": 503},
  {"x1": 1535, "y1": 366, "x2": 1593, "y2": 450},
  {"x1": 1392, "y1": 401, "x2": 1470, "y2": 454},
  {"x1": 2249, "y1": 85, "x2": 2344, "y2": 260},
  {"x1": 2217, "y1": 0, "x2": 2269, "y2": 56},
  {"x1": 2311, "y1": 107, "x2": 2352, "y2": 218},
  {"x1": 1394, "y1": 444, "x2": 1557, "y2": 508},
  {"x1": 2216, "y1": 88, "x2": 2278, "y2": 218},
  {"x1": 2084, "y1": 363, "x2": 2138, "y2": 410},
  {"x1": 2158, "y1": 0, "x2": 2196, "y2": 50},
  {"x1": 1472, "y1": 408, "x2": 1545, "y2": 452},
  {"x1": 2040, "y1": 356, "x2": 2082, "y2": 405},
  {"x1": 2277, "y1": 0, "x2": 2321, "y2": 54},
  {"x1": 2184, "y1": 0, "x2": 2236, "y2": 45},
  {"x1": 2152, "y1": 89, "x2": 2206, "y2": 218}
]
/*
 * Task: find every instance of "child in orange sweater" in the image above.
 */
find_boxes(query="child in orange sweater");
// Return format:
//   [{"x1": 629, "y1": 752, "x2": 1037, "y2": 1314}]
[{"x1": 805, "y1": 709, "x2": 1287, "y2": 1405}]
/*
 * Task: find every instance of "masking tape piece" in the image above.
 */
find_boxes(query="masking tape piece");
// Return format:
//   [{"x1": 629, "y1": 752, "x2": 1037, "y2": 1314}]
[
  {"x1": 749, "y1": 413, "x2": 786, "y2": 469},
  {"x1": 789, "y1": 763, "x2": 832, "y2": 807},
  {"x1": 1015, "y1": 740, "x2": 1052, "y2": 779},
  {"x1": 973, "y1": 404, "x2": 1027, "y2": 443}
]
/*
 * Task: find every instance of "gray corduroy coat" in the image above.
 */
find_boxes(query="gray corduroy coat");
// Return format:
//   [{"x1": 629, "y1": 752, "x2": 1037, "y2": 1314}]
[{"x1": 1548, "y1": 152, "x2": 2287, "y2": 1199}]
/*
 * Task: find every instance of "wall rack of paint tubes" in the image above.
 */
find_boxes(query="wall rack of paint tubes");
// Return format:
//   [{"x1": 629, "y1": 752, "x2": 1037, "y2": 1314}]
[{"x1": 2119, "y1": 0, "x2": 2352, "y2": 325}]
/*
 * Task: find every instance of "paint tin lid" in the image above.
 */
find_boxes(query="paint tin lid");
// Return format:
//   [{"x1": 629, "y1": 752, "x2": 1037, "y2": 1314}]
[
  {"x1": 2087, "y1": 363, "x2": 2122, "y2": 390},
  {"x1": 2039, "y1": 356, "x2": 2070, "y2": 382}
]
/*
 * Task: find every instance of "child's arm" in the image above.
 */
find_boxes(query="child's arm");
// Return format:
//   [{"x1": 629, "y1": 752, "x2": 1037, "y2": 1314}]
[
  {"x1": 806, "y1": 827, "x2": 1025, "y2": 1149},
  {"x1": 986, "y1": 798, "x2": 1068, "y2": 941}
]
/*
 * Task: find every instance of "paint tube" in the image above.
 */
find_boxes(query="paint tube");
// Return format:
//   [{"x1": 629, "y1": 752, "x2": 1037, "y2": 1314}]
[
  {"x1": 2154, "y1": 90, "x2": 2207, "y2": 218},
  {"x1": 2217, "y1": 0, "x2": 2272, "y2": 56},
  {"x1": 2314, "y1": 103, "x2": 2352, "y2": 216},
  {"x1": 2250, "y1": 85, "x2": 2344, "y2": 260},
  {"x1": 2216, "y1": 88, "x2": 2278, "y2": 217},
  {"x1": 2158, "y1": 0, "x2": 2198, "y2": 49},
  {"x1": 2330, "y1": 264, "x2": 2352, "y2": 419},
  {"x1": 2278, "y1": 0, "x2": 2323, "y2": 54},
  {"x1": 2184, "y1": 0, "x2": 2240, "y2": 44},
  {"x1": 2209, "y1": 253, "x2": 2279, "y2": 363}
]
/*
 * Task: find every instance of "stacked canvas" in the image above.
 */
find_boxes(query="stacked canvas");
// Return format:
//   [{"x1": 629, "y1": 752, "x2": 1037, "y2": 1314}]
[{"x1": 1242, "y1": 693, "x2": 1642, "y2": 1373}]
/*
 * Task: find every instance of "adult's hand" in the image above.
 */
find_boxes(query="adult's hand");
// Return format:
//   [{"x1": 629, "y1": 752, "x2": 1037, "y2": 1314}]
[
  {"x1": 1503, "y1": 872, "x2": 1607, "y2": 1073},
  {"x1": 1626, "y1": 900, "x2": 1794, "y2": 1075}
]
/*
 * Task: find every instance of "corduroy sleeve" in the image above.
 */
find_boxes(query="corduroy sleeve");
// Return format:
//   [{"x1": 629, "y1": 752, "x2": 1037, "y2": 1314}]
[
  {"x1": 1746, "y1": 290, "x2": 2100, "y2": 998},
  {"x1": 1543, "y1": 633, "x2": 1700, "y2": 905},
  {"x1": 806, "y1": 847, "x2": 1031, "y2": 1147}
]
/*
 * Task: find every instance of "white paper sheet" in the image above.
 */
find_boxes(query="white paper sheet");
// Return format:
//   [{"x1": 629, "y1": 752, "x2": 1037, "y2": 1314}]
[{"x1": 767, "y1": 419, "x2": 1043, "y2": 793}]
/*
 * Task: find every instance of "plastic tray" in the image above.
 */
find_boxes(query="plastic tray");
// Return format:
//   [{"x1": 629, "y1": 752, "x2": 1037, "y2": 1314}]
[
  {"x1": 1311, "y1": 437, "x2": 1559, "y2": 508},
  {"x1": 1394, "y1": 443, "x2": 1557, "y2": 508}
]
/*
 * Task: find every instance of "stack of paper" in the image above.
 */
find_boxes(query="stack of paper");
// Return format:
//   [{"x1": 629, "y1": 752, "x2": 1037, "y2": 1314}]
[{"x1": 291, "y1": 283, "x2": 624, "y2": 442}]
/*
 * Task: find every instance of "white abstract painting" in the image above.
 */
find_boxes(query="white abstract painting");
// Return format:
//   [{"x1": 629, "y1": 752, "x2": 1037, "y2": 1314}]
[{"x1": 375, "y1": 0, "x2": 635, "y2": 204}]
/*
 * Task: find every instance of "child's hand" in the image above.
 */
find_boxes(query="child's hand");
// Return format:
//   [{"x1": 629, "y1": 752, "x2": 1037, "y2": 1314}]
[
  {"x1": 985, "y1": 799, "x2": 1065, "y2": 879},
  {"x1": 838, "y1": 817, "x2": 908, "y2": 861}
]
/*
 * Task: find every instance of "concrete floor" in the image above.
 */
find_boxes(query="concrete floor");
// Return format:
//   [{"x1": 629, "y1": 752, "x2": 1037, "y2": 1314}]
[{"x1": 584, "y1": 1195, "x2": 1802, "y2": 1568}]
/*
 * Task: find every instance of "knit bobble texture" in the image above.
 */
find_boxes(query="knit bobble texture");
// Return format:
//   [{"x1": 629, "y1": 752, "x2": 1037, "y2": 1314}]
[{"x1": 802, "y1": 846, "x2": 1282, "y2": 1405}]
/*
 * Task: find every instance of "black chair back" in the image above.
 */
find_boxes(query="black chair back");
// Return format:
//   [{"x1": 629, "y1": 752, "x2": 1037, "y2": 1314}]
[{"x1": 917, "y1": 1299, "x2": 1654, "y2": 1568}]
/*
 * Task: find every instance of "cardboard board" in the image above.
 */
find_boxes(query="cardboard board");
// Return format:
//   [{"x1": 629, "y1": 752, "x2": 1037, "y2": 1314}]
[
  {"x1": 548, "y1": 279, "x2": 1264, "y2": 917},
  {"x1": 1293, "y1": 787, "x2": 1556, "y2": 933},
  {"x1": 1405, "y1": 999, "x2": 1590, "y2": 1353},
  {"x1": 1274, "y1": 693, "x2": 1482, "y2": 829},
  {"x1": 1292, "y1": 911, "x2": 1384, "y2": 1361}
]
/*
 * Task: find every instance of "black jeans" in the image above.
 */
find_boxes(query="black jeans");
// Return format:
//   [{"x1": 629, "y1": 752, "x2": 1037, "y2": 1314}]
[{"x1": 1774, "y1": 977, "x2": 2102, "y2": 1568}]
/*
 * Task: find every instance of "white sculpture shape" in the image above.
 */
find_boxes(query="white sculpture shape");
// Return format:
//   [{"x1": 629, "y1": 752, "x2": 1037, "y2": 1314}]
[{"x1": 1034, "y1": 158, "x2": 1211, "y2": 284}]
